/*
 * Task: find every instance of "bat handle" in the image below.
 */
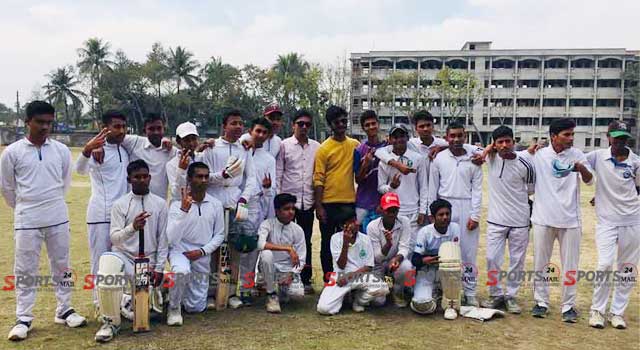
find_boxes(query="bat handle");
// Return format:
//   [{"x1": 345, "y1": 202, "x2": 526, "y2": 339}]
[{"x1": 138, "y1": 229, "x2": 144, "y2": 257}]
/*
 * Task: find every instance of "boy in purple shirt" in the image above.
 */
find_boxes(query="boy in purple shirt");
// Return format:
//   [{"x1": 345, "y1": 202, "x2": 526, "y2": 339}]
[{"x1": 354, "y1": 110, "x2": 387, "y2": 233}]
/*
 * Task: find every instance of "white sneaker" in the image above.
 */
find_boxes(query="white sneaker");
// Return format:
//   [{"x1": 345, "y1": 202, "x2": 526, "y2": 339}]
[
  {"x1": 8, "y1": 321, "x2": 31, "y2": 341},
  {"x1": 166, "y1": 308, "x2": 183, "y2": 326},
  {"x1": 266, "y1": 294, "x2": 281, "y2": 314},
  {"x1": 444, "y1": 307, "x2": 458, "y2": 320},
  {"x1": 609, "y1": 314, "x2": 627, "y2": 329},
  {"x1": 228, "y1": 296, "x2": 243, "y2": 309},
  {"x1": 95, "y1": 321, "x2": 119, "y2": 343},
  {"x1": 54, "y1": 310, "x2": 87, "y2": 328},
  {"x1": 352, "y1": 300, "x2": 365, "y2": 313},
  {"x1": 588, "y1": 310, "x2": 605, "y2": 329}
]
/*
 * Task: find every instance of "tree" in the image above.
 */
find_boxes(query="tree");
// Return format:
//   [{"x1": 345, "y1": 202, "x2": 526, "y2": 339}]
[
  {"x1": 435, "y1": 67, "x2": 484, "y2": 144},
  {"x1": 77, "y1": 38, "x2": 114, "y2": 123},
  {"x1": 167, "y1": 46, "x2": 200, "y2": 94},
  {"x1": 143, "y1": 42, "x2": 170, "y2": 117},
  {"x1": 43, "y1": 65, "x2": 85, "y2": 127},
  {"x1": 322, "y1": 56, "x2": 351, "y2": 109},
  {"x1": 374, "y1": 71, "x2": 429, "y2": 124},
  {"x1": 270, "y1": 53, "x2": 310, "y2": 115}
]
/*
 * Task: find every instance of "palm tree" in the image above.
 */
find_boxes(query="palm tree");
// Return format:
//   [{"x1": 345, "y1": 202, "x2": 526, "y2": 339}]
[
  {"x1": 43, "y1": 66, "x2": 85, "y2": 127},
  {"x1": 271, "y1": 53, "x2": 310, "y2": 122},
  {"x1": 77, "y1": 38, "x2": 114, "y2": 121},
  {"x1": 167, "y1": 46, "x2": 200, "y2": 94}
]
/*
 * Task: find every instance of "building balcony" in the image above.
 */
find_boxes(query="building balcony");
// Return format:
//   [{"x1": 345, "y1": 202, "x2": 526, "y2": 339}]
[
  {"x1": 569, "y1": 87, "x2": 594, "y2": 98},
  {"x1": 596, "y1": 87, "x2": 623, "y2": 98},
  {"x1": 518, "y1": 68, "x2": 541, "y2": 80},
  {"x1": 543, "y1": 87, "x2": 568, "y2": 98},
  {"x1": 370, "y1": 68, "x2": 392, "y2": 80},
  {"x1": 516, "y1": 107, "x2": 540, "y2": 117},
  {"x1": 570, "y1": 68, "x2": 596, "y2": 79},
  {"x1": 569, "y1": 107, "x2": 594, "y2": 117},
  {"x1": 419, "y1": 70, "x2": 440, "y2": 80},
  {"x1": 490, "y1": 88, "x2": 514, "y2": 98},
  {"x1": 542, "y1": 107, "x2": 567, "y2": 116},
  {"x1": 516, "y1": 88, "x2": 540, "y2": 99},
  {"x1": 595, "y1": 106, "x2": 620, "y2": 117},
  {"x1": 491, "y1": 69, "x2": 515, "y2": 80},
  {"x1": 545, "y1": 68, "x2": 568, "y2": 80},
  {"x1": 598, "y1": 68, "x2": 623, "y2": 79}
]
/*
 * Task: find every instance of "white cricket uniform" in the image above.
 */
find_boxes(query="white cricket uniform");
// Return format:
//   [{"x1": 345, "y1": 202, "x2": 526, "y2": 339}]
[
  {"x1": 527, "y1": 146, "x2": 592, "y2": 313},
  {"x1": 75, "y1": 142, "x2": 129, "y2": 304},
  {"x1": 121, "y1": 135, "x2": 176, "y2": 199},
  {"x1": 0, "y1": 138, "x2": 75, "y2": 323},
  {"x1": 201, "y1": 137, "x2": 259, "y2": 295},
  {"x1": 250, "y1": 147, "x2": 277, "y2": 226},
  {"x1": 366, "y1": 216, "x2": 414, "y2": 301},
  {"x1": 377, "y1": 148, "x2": 428, "y2": 239},
  {"x1": 167, "y1": 194, "x2": 224, "y2": 313},
  {"x1": 375, "y1": 139, "x2": 476, "y2": 187},
  {"x1": 240, "y1": 132, "x2": 281, "y2": 159},
  {"x1": 166, "y1": 150, "x2": 206, "y2": 202},
  {"x1": 316, "y1": 232, "x2": 389, "y2": 315},
  {"x1": 412, "y1": 223, "x2": 461, "y2": 303},
  {"x1": 587, "y1": 147, "x2": 640, "y2": 316},
  {"x1": 109, "y1": 192, "x2": 169, "y2": 276},
  {"x1": 485, "y1": 152, "x2": 535, "y2": 299},
  {"x1": 428, "y1": 148, "x2": 482, "y2": 296},
  {"x1": 257, "y1": 218, "x2": 307, "y2": 298}
]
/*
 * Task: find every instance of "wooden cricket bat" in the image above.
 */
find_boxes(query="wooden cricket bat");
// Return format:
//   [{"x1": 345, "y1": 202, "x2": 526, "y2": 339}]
[
  {"x1": 216, "y1": 210, "x2": 231, "y2": 311},
  {"x1": 133, "y1": 228, "x2": 150, "y2": 332}
]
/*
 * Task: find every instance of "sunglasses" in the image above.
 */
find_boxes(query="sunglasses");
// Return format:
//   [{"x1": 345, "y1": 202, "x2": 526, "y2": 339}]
[{"x1": 296, "y1": 121, "x2": 312, "y2": 128}]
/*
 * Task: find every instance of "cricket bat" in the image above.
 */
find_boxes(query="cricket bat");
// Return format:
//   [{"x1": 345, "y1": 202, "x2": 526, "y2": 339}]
[
  {"x1": 133, "y1": 228, "x2": 150, "y2": 332},
  {"x1": 216, "y1": 210, "x2": 231, "y2": 311}
]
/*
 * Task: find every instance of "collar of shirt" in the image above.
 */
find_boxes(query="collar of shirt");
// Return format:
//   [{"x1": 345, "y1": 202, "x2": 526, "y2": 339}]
[
  {"x1": 217, "y1": 137, "x2": 240, "y2": 147},
  {"x1": 605, "y1": 147, "x2": 634, "y2": 167},
  {"x1": 376, "y1": 218, "x2": 403, "y2": 234},
  {"x1": 446, "y1": 148, "x2": 471, "y2": 160},
  {"x1": 142, "y1": 138, "x2": 161, "y2": 150},
  {"x1": 24, "y1": 137, "x2": 51, "y2": 147}
]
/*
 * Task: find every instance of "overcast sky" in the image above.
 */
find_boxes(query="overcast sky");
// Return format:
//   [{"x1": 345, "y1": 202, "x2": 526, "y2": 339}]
[{"x1": 0, "y1": 0, "x2": 637, "y2": 108}]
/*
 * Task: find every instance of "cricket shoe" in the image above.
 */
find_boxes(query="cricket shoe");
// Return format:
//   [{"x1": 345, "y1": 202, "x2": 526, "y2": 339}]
[
  {"x1": 351, "y1": 300, "x2": 365, "y2": 313},
  {"x1": 54, "y1": 309, "x2": 87, "y2": 328},
  {"x1": 167, "y1": 308, "x2": 183, "y2": 326},
  {"x1": 7, "y1": 321, "x2": 31, "y2": 341},
  {"x1": 505, "y1": 297, "x2": 522, "y2": 314},
  {"x1": 392, "y1": 291, "x2": 408, "y2": 308},
  {"x1": 266, "y1": 293, "x2": 281, "y2": 313},
  {"x1": 609, "y1": 314, "x2": 627, "y2": 329},
  {"x1": 531, "y1": 304, "x2": 548, "y2": 318},
  {"x1": 480, "y1": 296, "x2": 504, "y2": 309},
  {"x1": 95, "y1": 320, "x2": 120, "y2": 343},
  {"x1": 304, "y1": 284, "x2": 315, "y2": 295},
  {"x1": 589, "y1": 310, "x2": 605, "y2": 329},
  {"x1": 228, "y1": 296, "x2": 243, "y2": 309},
  {"x1": 444, "y1": 308, "x2": 458, "y2": 320},
  {"x1": 562, "y1": 308, "x2": 579, "y2": 323},
  {"x1": 121, "y1": 295, "x2": 134, "y2": 320}
]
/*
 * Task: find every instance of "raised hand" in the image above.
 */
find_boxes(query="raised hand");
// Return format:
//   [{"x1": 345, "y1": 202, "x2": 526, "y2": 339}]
[
  {"x1": 178, "y1": 150, "x2": 191, "y2": 170},
  {"x1": 83, "y1": 128, "x2": 110, "y2": 157},
  {"x1": 133, "y1": 211, "x2": 151, "y2": 231},
  {"x1": 262, "y1": 173, "x2": 272, "y2": 189},
  {"x1": 180, "y1": 187, "x2": 193, "y2": 212}
]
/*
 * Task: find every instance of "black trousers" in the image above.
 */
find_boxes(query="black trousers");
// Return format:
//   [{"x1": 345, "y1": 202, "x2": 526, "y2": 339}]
[
  {"x1": 295, "y1": 208, "x2": 315, "y2": 286},
  {"x1": 319, "y1": 203, "x2": 355, "y2": 282}
]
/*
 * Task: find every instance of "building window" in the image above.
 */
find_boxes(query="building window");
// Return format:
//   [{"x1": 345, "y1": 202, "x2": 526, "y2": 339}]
[
  {"x1": 470, "y1": 60, "x2": 476, "y2": 70},
  {"x1": 594, "y1": 138, "x2": 601, "y2": 147},
  {"x1": 470, "y1": 44, "x2": 476, "y2": 50},
  {"x1": 585, "y1": 138, "x2": 591, "y2": 147}
]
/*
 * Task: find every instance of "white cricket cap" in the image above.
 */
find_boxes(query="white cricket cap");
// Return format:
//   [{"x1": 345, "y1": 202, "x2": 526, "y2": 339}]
[{"x1": 176, "y1": 122, "x2": 199, "y2": 138}]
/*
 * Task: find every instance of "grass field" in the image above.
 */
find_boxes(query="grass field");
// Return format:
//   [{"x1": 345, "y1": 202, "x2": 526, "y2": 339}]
[{"x1": 0, "y1": 147, "x2": 638, "y2": 350}]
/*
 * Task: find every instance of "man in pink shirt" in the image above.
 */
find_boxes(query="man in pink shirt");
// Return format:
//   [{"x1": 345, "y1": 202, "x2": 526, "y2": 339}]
[{"x1": 276, "y1": 109, "x2": 320, "y2": 294}]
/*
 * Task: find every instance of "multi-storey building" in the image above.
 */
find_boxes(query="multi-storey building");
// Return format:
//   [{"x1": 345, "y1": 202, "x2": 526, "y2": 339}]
[{"x1": 350, "y1": 41, "x2": 639, "y2": 151}]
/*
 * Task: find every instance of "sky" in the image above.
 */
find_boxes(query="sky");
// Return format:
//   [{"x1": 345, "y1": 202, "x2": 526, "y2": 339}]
[{"x1": 0, "y1": 0, "x2": 638, "y2": 108}]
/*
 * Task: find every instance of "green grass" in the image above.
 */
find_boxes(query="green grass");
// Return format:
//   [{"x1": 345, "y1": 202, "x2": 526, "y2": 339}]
[{"x1": 0, "y1": 147, "x2": 637, "y2": 350}]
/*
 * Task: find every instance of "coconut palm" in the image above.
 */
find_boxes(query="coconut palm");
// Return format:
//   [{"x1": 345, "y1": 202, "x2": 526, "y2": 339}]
[
  {"x1": 77, "y1": 37, "x2": 114, "y2": 121},
  {"x1": 167, "y1": 46, "x2": 200, "y2": 94},
  {"x1": 43, "y1": 66, "x2": 85, "y2": 127}
]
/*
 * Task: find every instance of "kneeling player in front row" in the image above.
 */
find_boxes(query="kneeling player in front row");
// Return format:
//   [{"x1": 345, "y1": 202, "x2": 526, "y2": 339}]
[
  {"x1": 257, "y1": 193, "x2": 307, "y2": 313},
  {"x1": 94, "y1": 160, "x2": 168, "y2": 342},
  {"x1": 166, "y1": 162, "x2": 225, "y2": 326},
  {"x1": 367, "y1": 192, "x2": 414, "y2": 308},
  {"x1": 410, "y1": 199, "x2": 462, "y2": 320},
  {"x1": 317, "y1": 210, "x2": 389, "y2": 315}
]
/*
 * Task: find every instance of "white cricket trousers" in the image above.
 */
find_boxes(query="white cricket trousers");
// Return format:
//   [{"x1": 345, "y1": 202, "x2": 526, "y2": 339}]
[
  {"x1": 372, "y1": 259, "x2": 414, "y2": 305},
  {"x1": 14, "y1": 222, "x2": 74, "y2": 322},
  {"x1": 168, "y1": 250, "x2": 211, "y2": 313},
  {"x1": 532, "y1": 225, "x2": 581, "y2": 313},
  {"x1": 486, "y1": 223, "x2": 529, "y2": 298},
  {"x1": 259, "y1": 250, "x2": 304, "y2": 298},
  {"x1": 443, "y1": 197, "x2": 479, "y2": 296},
  {"x1": 88, "y1": 223, "x2": 111, "y2": 305},
  {"x1": 590, "y1": 224, "x2": 640, "y2": 316},
  {"x1": 317, "y1": 274, "x2": 389, "y2": 315}
]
